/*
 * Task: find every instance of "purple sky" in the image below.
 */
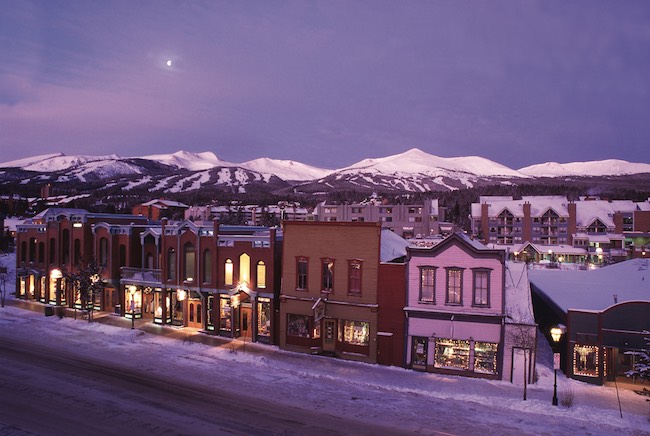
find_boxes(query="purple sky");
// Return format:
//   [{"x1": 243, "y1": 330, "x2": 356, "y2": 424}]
[{"x1": 2, "y1": 1, "x2": 649, "y2": 170}]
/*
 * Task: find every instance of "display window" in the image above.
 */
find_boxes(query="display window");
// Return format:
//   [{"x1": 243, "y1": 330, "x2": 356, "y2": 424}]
[
  {"x1": 287, "y1": 314, "x2": 310, "y2": 338},
  {"x1": 473, "y1": 341, "x2": 498, "y2": 374},
  {"x1": 340, "y1": 320, "x2": 369, "y2": 346},
  {"x1": 219, "y1": 296, "x2": 232, "y2": 332},
  {"x1": 257, "y1": 298, "x2": 271, "y2": 341},
  {"x1": 574, "y1": 344, "x2": 599, "y2": 377},
  {"x1": 206, "y1": 295, "x2": 215, "y2": 331},
  {"x1": 434, "y1": 338, "x2": 470, "y2": 370}
]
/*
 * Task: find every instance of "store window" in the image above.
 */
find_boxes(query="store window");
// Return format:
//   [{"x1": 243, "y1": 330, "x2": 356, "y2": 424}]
[
  {"x1": 574, "y1": 345, "x2": 599, "y2": 377},
  {"x1": 473, "y1": 341, "x2": 498, "y2": 374},
  {"x1": 287, "y1": 314, "x2": 311, "y2": 338},
  {"x1": 219, "y1": 295, "x2": 232, "y2": 332},
  {"x1": 224, "y1": 259, "x2": 233, "y2": 286},
  {"x1": 445, "y1": 268, "x2": 463, "y2": 305},
  {"x1": 434, "y1": 338, "x2": 470, "y2": 370},
  {"x1": 339, "y1": 320, "x2": 369, "y2": 347},
  {"x1": 206, "y1": 295, "x2": 215, "y2": 330},
  {"x1": 411, "y1": 337, "x2": 428, "y2": 367},
  {"x1": 257, "y1": 297, "x2": 271, "y2": 342},
  {"x1": 347, "y1": 260, "x2": 362, "y2": 296},
  {"x1": 472, "y1": 269, "x2": 490, "y2": 307},
  {"x1": 419, "y1": 266, "x2": 435, "y2": 303},
  {"x1": 296, "y1": 257, "x2": 308, "y2": 290}
]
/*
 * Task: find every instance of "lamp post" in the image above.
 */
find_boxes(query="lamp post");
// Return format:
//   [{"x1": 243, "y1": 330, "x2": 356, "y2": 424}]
[
  {"x1": 129, "y1": 285, "x2": 137, "y2": 330},
  {"x1": 550, "y1": 325, "x2": 565, "y2": 406}
]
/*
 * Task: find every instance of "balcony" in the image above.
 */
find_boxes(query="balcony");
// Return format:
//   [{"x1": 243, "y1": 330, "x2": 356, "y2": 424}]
[{"x1": 120, "y1": 267, "x2": 162, "y2": 286}]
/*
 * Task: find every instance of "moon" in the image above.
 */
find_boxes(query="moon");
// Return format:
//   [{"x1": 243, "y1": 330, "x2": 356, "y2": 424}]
[{"x1": 166, "y1": 59, "x2": 173, "y2": 67}]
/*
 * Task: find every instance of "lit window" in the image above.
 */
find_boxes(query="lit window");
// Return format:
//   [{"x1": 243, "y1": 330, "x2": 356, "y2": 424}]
[
  {"x1": 419, "y1": 267, "x2": 435, "y2": 303},
  {"x1": 574, "y1": 345, "x2": 599, "y2": 377},
  {"x1": 322, "y1": 259, "x2": 334, "y2": 292},
  {"x1": 239, "y1": 253, "x2": 250, "y2": 285},
  {"x1": 434, "y1": 338, "x2": 470, "y2": 370},
  {"x1": 224, "y1": 259, "x2": 233, "y2": 286},
  {"x1": 472, "y1": 269, "x2": 490, "y2": 307},
  {"x1": 446, "y1": 268, "x2": 463, "y2": 305},
  {"x1": 257, "y1": 261, "x2": 266, "y2": 289},
  {"x1": 340, "y1": 320, "x2": 369, "y2": 347}
]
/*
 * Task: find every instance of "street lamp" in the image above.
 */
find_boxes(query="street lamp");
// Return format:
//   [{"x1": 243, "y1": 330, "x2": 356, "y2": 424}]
[
  {"x1": 128, "y1": 285, "x2": 137, "y2": 329},
  {"x1": 50, "y1": 268, "x2": 62, "y2": 306},
  {"x1": 550, "y1": 325, "x2": 566, "y2": 406}
]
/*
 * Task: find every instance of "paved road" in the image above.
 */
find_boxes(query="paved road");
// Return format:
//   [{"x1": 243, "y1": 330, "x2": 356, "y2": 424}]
[{"x1": 0, "y1": 335, "x2": 416, "y2": 436}]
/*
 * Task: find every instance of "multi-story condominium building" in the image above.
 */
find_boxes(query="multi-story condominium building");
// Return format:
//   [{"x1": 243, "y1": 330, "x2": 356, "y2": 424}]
[
  {"x1": 314, "y1": 199, "x2": 445, "y2": 239},
  {"x1": 279, "y1": 221, "x2": 408, "y2": 365},
  {"x1": 185, "y1": 203, "x2": 311, "y2": 225},
  {"x1": 405, "y1": 233, "x2": 537, "y2": 381},
  {"x1": 471, "y1": 196, "x2": 650, "y2": 263},
  {"x1": 132, "y1": 199, "x2": 190, "y2": 221}
]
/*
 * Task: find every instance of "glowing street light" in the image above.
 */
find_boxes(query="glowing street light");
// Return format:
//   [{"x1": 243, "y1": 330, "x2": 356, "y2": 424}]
[{"x1": 551, "y1": 325, "x2": 566, "y2": 406}]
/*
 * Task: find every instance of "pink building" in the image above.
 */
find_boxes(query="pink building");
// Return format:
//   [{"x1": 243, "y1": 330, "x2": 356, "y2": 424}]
[{"x1": 405, "y1": 233, "x2": 508, "y2": 379}]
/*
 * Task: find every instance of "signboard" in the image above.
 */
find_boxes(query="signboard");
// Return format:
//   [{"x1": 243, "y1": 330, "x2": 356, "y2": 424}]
[
  {"x1": 554, "y1": 352, "x2": 561, "y2": 370},
  {"x1": 313, "y1": 298, "x2": 326, "y2": 322}
]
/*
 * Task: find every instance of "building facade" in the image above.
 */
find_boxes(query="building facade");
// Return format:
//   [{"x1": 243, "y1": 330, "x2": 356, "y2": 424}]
[
  {"x1": 315, "y1": 199, "x2": 445, "y2": 239},
  {"x1": 279, "y1": 221, "x2": 408, "y2": 364},
  {"x1": 405, "y1": 233, "x2": 510, "y2": 379}
]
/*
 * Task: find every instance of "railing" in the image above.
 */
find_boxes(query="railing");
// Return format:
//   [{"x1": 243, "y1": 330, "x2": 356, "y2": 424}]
[{"x1": 120, "y1": 267, "x2": 162, "y2": 285}]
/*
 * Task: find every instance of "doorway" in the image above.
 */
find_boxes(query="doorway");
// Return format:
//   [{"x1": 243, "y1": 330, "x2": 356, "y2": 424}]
[
  {"x1": 241, "y1": 307, "x2": 252, "y2": 342},
  {"x1": 323, "y1": 319, "x2": 336, "y2": 353},
  {"x1": 187, "y1": 299, "x2": 202, "y2": 329}
]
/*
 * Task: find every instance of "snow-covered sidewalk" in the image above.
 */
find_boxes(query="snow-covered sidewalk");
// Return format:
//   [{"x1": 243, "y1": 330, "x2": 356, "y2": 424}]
[{"x1": 0, "y1": 302, "x2": 648, "y2": 435}]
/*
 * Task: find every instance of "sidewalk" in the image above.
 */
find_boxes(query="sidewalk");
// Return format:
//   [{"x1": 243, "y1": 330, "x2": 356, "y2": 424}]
[{"x1": 5, "y1": 297, "x2": 272, "y2": 355}]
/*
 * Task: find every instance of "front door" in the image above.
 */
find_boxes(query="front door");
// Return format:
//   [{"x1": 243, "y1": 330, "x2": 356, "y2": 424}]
[
  {"x1": 323, "y1": 319, "x2": 336, "y2": 353},
  {"x1": 142, "y1": 292, "x2": 154, "y2": 319},
  {"x1": 241, "y1": 307, "x2": 252, "y2": 341},
  {"x1": 187, "y1": 299, "x2": 202, "y2": 329}
]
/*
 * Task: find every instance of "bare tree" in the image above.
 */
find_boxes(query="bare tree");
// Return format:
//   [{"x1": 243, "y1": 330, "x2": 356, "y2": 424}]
[
  {"x1": 65, "y1": 258, "x2": 104, "y2": 322},
  {"x1": 507, "y1": 322, "x2": 537, "y2": 401}
]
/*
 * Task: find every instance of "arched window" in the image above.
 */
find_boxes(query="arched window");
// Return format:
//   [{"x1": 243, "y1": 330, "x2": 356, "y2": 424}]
[
  {"x1": 167, "y1": 248, "x2": 176, "y2": 280},
  {"x1": 99, "y1": 237, "x2": 108, "y2": 267},
  {"x1": 74, "y1": 239, "x2": 81, "y2": 265},
  {"x1": 119, "y1": 244, "x2": 127, "y2": 267},
  {"x1": 183, "y1": 242, "x2": 195, "y2": 282},
  {"x1": 146, "y1": 253, "x2": 154, "y2": 269},
  {"x1": 20, "y1": 241, "x2": 26, "y2": 262},
  {"x1": 202, "y1": 249, "x2": 212, "y2": 284},
  {"x1": 49, "y1": 237, "x2": 56, "y2": 264},
  {"x1": 62, "y1": 229, "x2": 70, "y2": 265},
  {"x1": 38, "y1": 242, "x2": 45, "y2": 263},
  {"x1": 29, "y1": 237, "x2": 37, "y2": 262},
  {"x1": 256, "y1": 261, "x2": 266, "y2": 289},
  {"x1": 224, "y1": 259, "x2": 233, "y2": 286},
  {"x1": 239, "y1": 253, "x2": 250, "y2": 286}
]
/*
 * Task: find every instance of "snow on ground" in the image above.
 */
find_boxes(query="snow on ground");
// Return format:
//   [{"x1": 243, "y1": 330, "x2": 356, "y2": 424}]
[{"x1": 0, "y1": 252, "x2": 648, "y2": 435}]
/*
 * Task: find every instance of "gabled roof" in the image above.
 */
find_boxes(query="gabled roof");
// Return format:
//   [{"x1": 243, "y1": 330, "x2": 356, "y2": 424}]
[
  {"x1": 408, "y1": 232, "x2": 503, "y2": 259},
  {"x1": 380, "y1": 229, "x2": 410, "y2": 263},
  {"x1": 140, "y1": 199, "x2": 190, "y2": 208}
]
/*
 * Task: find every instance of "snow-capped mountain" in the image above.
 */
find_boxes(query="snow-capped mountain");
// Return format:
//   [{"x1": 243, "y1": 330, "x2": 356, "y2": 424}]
[
  {"x1": 0, "y1": 148, "x2": 648, "y2": 197},
  {"x1": 140, "y1": 150, "x2": 231, "y2": 171},
  {"x1": 518, "y1": 159, "x2": 650, "y2": 177},
  {"x1": 240, "y1": 157, "x2": 333, "y2": 181}
]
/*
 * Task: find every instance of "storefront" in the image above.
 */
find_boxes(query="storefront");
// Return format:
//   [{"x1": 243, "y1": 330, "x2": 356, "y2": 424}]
[{"x1": 408, "y1": 336, "x2": 500, "y2": 377}]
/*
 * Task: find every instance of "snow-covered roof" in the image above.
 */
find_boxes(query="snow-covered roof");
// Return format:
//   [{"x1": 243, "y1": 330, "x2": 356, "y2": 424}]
[
  {"x1": 504, "y1": 261, "x2": 535, "y2": 324},
  {"x1": 528, "y1": 258, "x2": 650, "y2": 313},
  {"x1": 572, "y1": 233, "x2": 624, "y2": 243},
  {"x1": 380, "y1": 229, "x2": 410, "y2": 263},
  {"x1": 141, "y1": 199, "x2": 190, "y2": 208}
]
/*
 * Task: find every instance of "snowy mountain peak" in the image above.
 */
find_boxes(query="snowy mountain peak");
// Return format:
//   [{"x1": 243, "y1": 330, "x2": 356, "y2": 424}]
[
  {"x1": 140, "y1": 150, "x2": 230, "y2": 171},
  {"x1": 518, "y1": 159, "x2": 650, "y2": 177},
  {"x1": 241, "y1": 157, "x2": 333, "y2": 181}
]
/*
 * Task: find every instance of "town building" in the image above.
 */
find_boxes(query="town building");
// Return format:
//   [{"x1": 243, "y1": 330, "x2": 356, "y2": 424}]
[
  {"x1": 133, "y1": 199, "x2": 190, "y2": 221},
  {"x1": 314, "y1": 199, "x2": 446, "y2": 239},
  {"x1": 120, "y1": 220, "x2": 282, "y2": 344},
  {"x1": 15, "y1": 208, "x2": 149, "y2": 310},
  {"x1": 405, "y1": 233, "x2": 537, "y2": 381},
  {"x1": 279, "y1": 221, "x2": 409, "y2": 365},
  {"x1": 185, "y1": 202, "x2": 311, "y2": 225},
  {"x1": 529, "y1": 258, "x2": 650, "y2": 385}
]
